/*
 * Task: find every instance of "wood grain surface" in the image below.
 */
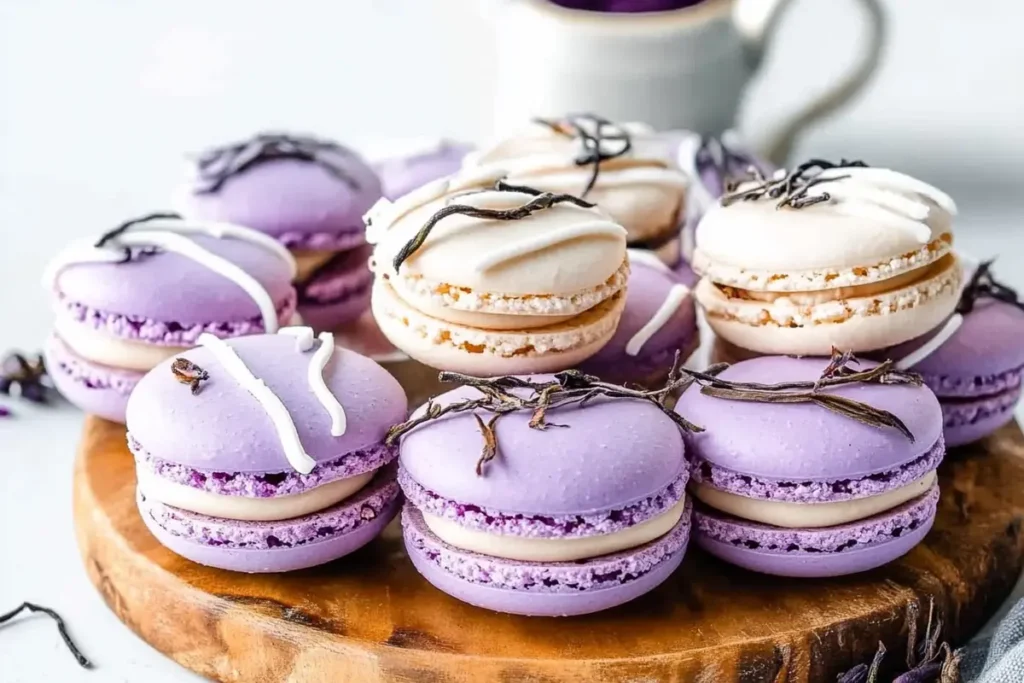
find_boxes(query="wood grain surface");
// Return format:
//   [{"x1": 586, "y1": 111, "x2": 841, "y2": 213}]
[{"x1": 73, "y1": 417, "x2": 1024, "y2": 682}]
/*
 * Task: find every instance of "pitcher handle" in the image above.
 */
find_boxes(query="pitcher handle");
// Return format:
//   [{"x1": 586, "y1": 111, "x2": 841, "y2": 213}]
[{"x1": 733, "y1": 0, "x2": 887, "y2": 166}]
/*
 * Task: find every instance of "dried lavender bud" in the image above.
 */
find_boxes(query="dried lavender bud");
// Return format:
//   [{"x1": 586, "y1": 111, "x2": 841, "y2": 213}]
[
  {"x1": 171, "y1": 358, "x2": 210, "y2": 395},
  {"x1": 0, "y1": 351, "x2": 49, "y2": 404}
]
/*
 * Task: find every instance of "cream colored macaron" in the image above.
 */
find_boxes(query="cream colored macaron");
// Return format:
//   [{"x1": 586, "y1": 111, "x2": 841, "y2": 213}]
[
  {"x1": 463, "y1": 115, "x2": 688, "y2": 256},
  {"x1": 692, "y1": 162, "x2": 961, "y2": 356},
  {"x1": 366, "y1": 165, "x2": 629, "y2": 375}
]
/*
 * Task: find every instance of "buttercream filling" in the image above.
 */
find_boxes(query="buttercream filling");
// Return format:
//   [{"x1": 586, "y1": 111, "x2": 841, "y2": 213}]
[
  {"x1": 373, "y1": 279, "x2": 625, "y2": 358},
  {"x1": 698, "y1": 252, "x2": 960, "y2": 328},
  {"x1": 136, "y1": 467, "x2": 375, "y2": 522},
  {"x1": 379, "y1": 258, "x2": 629, "y2": 330},
  {"x1": 694, "y1": 235, "x2": 953, "y2": 292},
  {"x1": 55, "y1": 317, "x2": 190, "y2": 371},
  {"x1": 419, "y1": 498, "x2": 687, "y2": 563},
  {"x1": 693, "y1": 472, "x2": 936, "y2": 529},
  {"x1": 292, "y1": 249, "x2": 337, "y2": 283}
]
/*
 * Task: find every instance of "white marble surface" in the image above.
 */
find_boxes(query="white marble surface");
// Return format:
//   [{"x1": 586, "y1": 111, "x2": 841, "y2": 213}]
[{"x1": 3, "y1": 1, "x2": 1024, "y2": 681}]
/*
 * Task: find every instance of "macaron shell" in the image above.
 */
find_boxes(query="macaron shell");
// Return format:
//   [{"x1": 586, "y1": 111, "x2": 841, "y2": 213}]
[
  {"x1": 694, "y1": 486, "x2": 938, "y2": 578},
  {"x1": 403, "y1": 502, "x2": 690, "y2": 616},
  {"x1": 694, "y1": 196, "x2": 952, "y2": 275},
  {"x1": 375, "y1": 141, "x2": 473, "y2": 201},
  {"x1": 676, "y1": 356, "x2": 943, "y2": 481},
  {"x1": 126, "y1": 335, "x2": 408, "y2": 472},
  {"x1": 399, "y1": 382, "x2": 686, "y2": 516},
  {"x1": 46, "y1": 335, "x2": 141, "y2": 423},
  {"x1": 891, "y1": 299, "x2": 1024, "y2": 388},
  {"x1": 138, "y1": 482, "x2": 401, "y2": 573},
  {"x1": 54, "y1": 235, "x2": 295, "y2": 325},
  {"x1": 372, "y1": 279, "x2": 624, "y2": 376},
  {"x1": 181, "y1": 154, "x2": 382, "y2": 240},
  {"x1": 942, "y1": 389, "x2": 1021, "y2": 447}
]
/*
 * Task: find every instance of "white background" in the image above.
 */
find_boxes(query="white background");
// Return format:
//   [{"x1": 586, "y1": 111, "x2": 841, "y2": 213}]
[{"x1": 2, "y1": 1, "x2": 1023, "y2": 681}]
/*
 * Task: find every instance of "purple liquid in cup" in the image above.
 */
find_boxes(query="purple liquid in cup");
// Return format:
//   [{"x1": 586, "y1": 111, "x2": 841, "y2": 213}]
[{"x1": 548, "y1": 0, "x2": 705, "y2": 12}]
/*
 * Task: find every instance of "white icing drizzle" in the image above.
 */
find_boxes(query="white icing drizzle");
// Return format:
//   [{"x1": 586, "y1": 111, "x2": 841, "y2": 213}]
[
  {"x1": 112, "y1": 230, "x2": 284, "y2": 333},
  {"x1": 370, "y1": 349, "x2": 412, "y2": 363},
  {"x1": 198, "y1": 333, "x2": 318, "y2": 474},
  {"x1": 817, "y1": 167, "x2": 958, "y2": 216},
  {"x1": 44, "y1": 217, "x2": 296, "y2": 333},
  {"x1": 473, "y1": 221, "x2": 627, "y2": 273},
  {"x1": 831, "y1": 201, "x2": 934, "y2": 244},
  {"x1": 308, "y1": 332, "x2": 347, "y2": 437},
  {"x1": 505, "y1": 165, "x2": 689, "y2": 192},
  {"x1": 895, "y1": 314, "x2": 963, "y2": 370},
  {"x1": 625, "y1": 284, "x2": 691, "y2": 356},
  {"x1": 627, "y1": 248, "x2": 672, "y2": 273},
  {"x1": 278, "y1": 325, "x2": 315, "y2": 351}
]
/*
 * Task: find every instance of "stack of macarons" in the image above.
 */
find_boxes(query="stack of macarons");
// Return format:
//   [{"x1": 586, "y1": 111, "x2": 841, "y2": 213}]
[
  {"x1": 372, "y1": 138, "x2": 474, "y2": 201},
  {"x1": 677, "y1": 355, "x2": 944, "y2": 577},
  {"x1": 178, "y1": 132, "x2": 382, "y2": 331},
  {"x1": 366, "y1": 165, "x2": 629, "y2": 375},
  {"x1": 44, "y1": 213, "x2": 298, "y2": 423},
  {"x1": 886, "y1": 260, "x2": 1024, "y2": 447},
  {"x1": 128, "y1": 330, "x2": 407, "y2": 572},
  {"x1": 693, "y1": 160, "x2": 961, "y2": 358},
  {"x1": 464, "y1": 114, "x2": 689, "y2": 266},
  {"x1": 580, "y1": 249, "x2": 699, "y2": 386},
  {"x1": 394, "y1": 375, "x2": 692, "y2": 616}
]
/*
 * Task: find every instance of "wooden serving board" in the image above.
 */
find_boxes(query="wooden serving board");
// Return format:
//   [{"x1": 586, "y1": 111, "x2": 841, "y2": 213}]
[{"x1": 74, "y1": 416, "x2": 1024, "y2": 682}]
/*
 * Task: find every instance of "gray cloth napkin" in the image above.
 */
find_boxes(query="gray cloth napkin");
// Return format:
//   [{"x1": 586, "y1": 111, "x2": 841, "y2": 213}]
[{"x1": 961, "y1": 598, "x2": 1024, "y2": 682}]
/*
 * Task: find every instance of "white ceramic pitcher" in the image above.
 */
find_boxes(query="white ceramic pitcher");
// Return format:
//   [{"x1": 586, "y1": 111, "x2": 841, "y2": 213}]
[{"x1": 489, "y1": 0, "x2": 886, "y2": 165}]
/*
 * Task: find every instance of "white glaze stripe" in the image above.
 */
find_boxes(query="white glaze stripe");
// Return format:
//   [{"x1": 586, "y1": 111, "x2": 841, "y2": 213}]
[
  {"x1": 278, "y1": 326, "x2": 315, "y2": 351},
  {"x1": 505, "y1": 165, "x2": 689, "y2": 193},
  {"x1": 817, "y1": 167, "x2": 958, "y2": 215},
  {"x1": 627, "y1": 248, "x2": 672, "y2": 273},
  {"x1": 473, "y1": 221, "x2": 627, "y2": 273},
  {"x1": 139, "y1": 218, "x2": 297, "y2": 278},
  {"x1": 895, "y1": 314, "x2": 963, "y2": 370},
  {"x1": 831, "y1": 202, "x2": 933, "y2": 244},
  {"x1": 198, "y1": 333, "x2": 317, "y2": 474},
  {"x1": 309, "y1": 332, "x2": 347, "y2": 437},
  {"x1": 115, "y1": 231, "x2": 283, "y2": 333},
  {"x1": 625, "y1": 284, "x2": 690, "y2": 356}
]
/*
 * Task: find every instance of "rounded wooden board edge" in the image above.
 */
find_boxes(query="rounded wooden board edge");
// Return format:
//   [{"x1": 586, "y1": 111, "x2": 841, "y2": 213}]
[{"x1": 74, "y1": 416, "x2": 1024, "y2": 682}]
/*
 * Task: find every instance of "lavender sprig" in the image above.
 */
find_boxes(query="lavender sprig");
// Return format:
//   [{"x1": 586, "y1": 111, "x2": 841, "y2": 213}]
[
  {"x1": 533, "y1": 113, "x2": 633, "y2": 196},
  {"x1": 957, "y1": 258, "x2": 1024, "y2": 314},
  {"x1": 721, "y1": 158, "x2": 869, "y2": 210}
]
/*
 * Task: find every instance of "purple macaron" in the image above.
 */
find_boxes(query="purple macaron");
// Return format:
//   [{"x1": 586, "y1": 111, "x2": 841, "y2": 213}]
[
  {"x1": 44, "y1": 214, "x2": 298, "y2": 423},
  {"x1": 373, "y1": 139, "x2": 473, "y2": 201},
  {"x1": 677, "y1": 356, "x2": 944, "y2": 578},
  {"x1": 127, "y1": 331, "x2": 408, "y2": 573},
  {"x1": 579, "y1": 250, "x2": 698, "y2": 386},
  {"x1": 178, "y1": 132, "x2": 382, "y2": 331},
  {"x1": 397, "y1": 378, "x2": 691, "y2": 616},
  {"x1": 888, "y1": 290, "x2": 1024, "y2": 447}
]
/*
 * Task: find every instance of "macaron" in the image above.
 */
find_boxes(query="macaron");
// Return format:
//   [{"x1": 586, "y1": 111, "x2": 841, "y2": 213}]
[
  {"x1": 673, "y1": 133, "x2": 772, "y2": 286},
  {"x1": 177, "y1": 132, "x2": 382, "y2": 330},
  {"x1": 396, "y1": 377, "x2": 691, "y2": 616},
  {"x1": 128, "y1": 330, "x2": 408, "y2": 573},
  {"x1": 677, "y1": 355, "x2": 944, "y2": 577},
  {"x1": 693, "y1": 161, "x2": 961, "y2": 356},
  {"x1": 366, "y1": 165, "x2": 629, "y2": 375},
  {"x1": 465, "y1": 115, "x2": 688, "y2": 264},
  {"x1": 372, "y1": 138, "x2": 474, "y2": 201},
  {"x1": 886, "y1": 262, "x2": 1024, "y2": 447},
  {"x1": 580, "y1": 250, "x2": 698, "y2": 386},
  {"x1": 44, "y1": 213, "x2": 297, "y2": 423}
]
